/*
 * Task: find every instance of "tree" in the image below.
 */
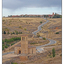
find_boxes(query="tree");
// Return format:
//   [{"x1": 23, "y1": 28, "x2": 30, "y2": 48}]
[
  {"x1": 43, "y1": 37, "x2": 46, "y2": 40},
  {"x1": 56, "y1": 32, "x2": 59, "y2": 34},
  {"x1": 2, "y1": 40, "x2": 4, "y2": 44},
  {"x1": 2, "y1": 47, "x2": 4, "y2": 50},
  {"x1": 12, "y1": 32, "x2": 15, "y2": 34},
  {"x1": 4, "y1": 31, "x2": 6, "y2": 34},
  {"x1": 40, "y1": 21, "x2": 42, "y2": 24},
  {"x1": 52, "y1": 48, "x2": 55, "y2": 57},
  {"x1": 5, "y1": 45, "x2": 8, "y2": 48},
  {"x1": 5, "y1": 39, "x2": 8, "y2": 42}
]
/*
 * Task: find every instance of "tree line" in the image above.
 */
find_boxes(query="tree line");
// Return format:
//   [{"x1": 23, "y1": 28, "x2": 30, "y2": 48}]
[{"x1": 3, "y1": 31, "x2": 22, "y2": 35}]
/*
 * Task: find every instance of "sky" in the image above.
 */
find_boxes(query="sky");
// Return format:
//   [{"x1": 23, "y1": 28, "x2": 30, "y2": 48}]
[{"x1": 2, "y1": 0, "x2": 62, "y2": 17}]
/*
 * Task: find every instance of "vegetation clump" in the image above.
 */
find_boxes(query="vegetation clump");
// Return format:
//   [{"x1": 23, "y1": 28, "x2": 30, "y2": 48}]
[
  {"x1": 52, "y1": 48, "x2": 55, "y2": 57},
  {"x1": 43, "y1": 37, "x2": 46, "y2": 40},
  {"x1": 40, "y1": 21, "x2": 42, "y2": 24},
  {"x1": 30, "y1": 42, "x2": 36, "y2": 44},
  {"x1": 11, "y1": 62, "x2": 18, "y2": 64},
  {"x1": 4, "y1": 31, "x2": 6, "y2": 34},
  {"x1": 53, "y1": 13, "x2": 62, "y2": 18},
  {"x1": 2, "y1": 37, "x2": 21, "y2": 50},
  {"x1": 19, "y1": 26, "x2": 22, "y2": 29},
  {"x1": 56, "y1": 32, "x2": 59, "y2": 34},
  {"x1": 24, "y1": 28, "x2": 26, "y2": 31}
]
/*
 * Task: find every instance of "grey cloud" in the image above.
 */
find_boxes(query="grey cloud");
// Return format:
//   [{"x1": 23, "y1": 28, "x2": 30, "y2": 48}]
[{"x1": 3, "y1": 0, "x2": 61, "y2": 9}]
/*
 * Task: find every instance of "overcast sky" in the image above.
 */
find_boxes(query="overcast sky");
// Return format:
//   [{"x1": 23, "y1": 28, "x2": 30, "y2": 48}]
[{"x1": 3, "y1": 0, "x2": 62, "y2": 16}]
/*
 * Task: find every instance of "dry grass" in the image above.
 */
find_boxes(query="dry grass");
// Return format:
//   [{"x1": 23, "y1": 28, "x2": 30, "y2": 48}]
[
  {"x1": 38, "y1": 18, "x2": 62, "y2": 45},
  {"x1": 2, "y1": 17, "x2": 46, "y2": 39}
]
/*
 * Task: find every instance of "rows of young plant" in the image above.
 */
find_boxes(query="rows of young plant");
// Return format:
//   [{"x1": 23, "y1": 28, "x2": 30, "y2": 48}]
[{"x1": 2, "y1": 37, "x2": 21, "y2": 50}]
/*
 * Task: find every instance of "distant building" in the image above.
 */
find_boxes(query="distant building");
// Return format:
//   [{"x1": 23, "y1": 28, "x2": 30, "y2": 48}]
[{"x1": 8, "y1": 13, "x2": 55, "y2": 18}]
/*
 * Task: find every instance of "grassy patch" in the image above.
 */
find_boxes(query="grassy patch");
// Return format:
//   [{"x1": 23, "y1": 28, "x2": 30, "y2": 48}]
[
  {"x1": 30, "y1": 42, "x2": 36, "y2": 44},
  {"x1": 24, "y1": 28, "x2": 26, "y2": 31},
  {"x1": 11, "y1": 62, "x2": 18, "y2": 64}
]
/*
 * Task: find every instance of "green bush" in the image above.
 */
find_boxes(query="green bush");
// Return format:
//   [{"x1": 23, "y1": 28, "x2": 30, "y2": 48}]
[
  {"x1": 3, "y1": 20, "x2": 5, "y2": 21},
  {"x1": 56, "y1": 32, "x2": 59, "y2": 34},
  {"x1": 16, "y1": 31, "x2": 18, "y2": 35},
  {"x1": 43, "y1": 37, "x2": 46, "y2": 40},
  {"x1": 2, "y1": 47, "x2": 4, "y2": 50},
  {"x1": 53, "y1": 13, "x2": 62, "y2": 18},
  {"x1": 24, "y1": 28, "x2": 26, "y2": 31},
  {"x1": 11, "y1": 62, "x2": 18, "y2": 64},
  {"x1": 19, "y1": 32, "x2": 22, "y2": 34},
  {"x1": 30, "y1": 42, "x2": 36, "y2": 44},
  {"x1": 2, "y1": 40, "x2": 4, "y2": 44},
  {"x1": 5, "y1": 45, "x2": 8, "y2": 48},
  {"x1": 52, "y1": 48, "x2": 55, "y2": 57},
  {"x1": 2, "y1": 37, "x2": 21, "y2": 49},
  {"x1": 12, "y1": 32, "x2": 15, "y2": 34},
  {"x1": 11, "y1": 43, "x2": 14, "y2": 46},
  {"x1": 40, "y1": 21, "x2": 42, "y2": 24},
  {"x1": 5, "y1": 39, "x2": 8, "y2": 42},
  {"x1": 4, "y1": 31, "x2": 6, "y2": 34}
]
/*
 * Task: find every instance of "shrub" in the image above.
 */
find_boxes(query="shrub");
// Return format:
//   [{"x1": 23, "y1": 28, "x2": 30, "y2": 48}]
[
  {"x1": 2, "y1": 40, "x2": 4, "y2": 44},
  {"x1": 16, "y1": 31, "x2": 18, "y2": 35},
  {"x1": 19, "y1": 26, "x2": 21, "y2": 28},
  {"x1": 4, "y1": 31, "x2": 6, "y2": 34},
  {"x1": 5, "y1": 45, "x2": 8, "y2": 48},
  {"x1": 20, "y1": 32, "x2": 22, "y2": 34},
  {"x1": 12, "y1": 32, "x2": 15, "y2": 34},
  {"x1": 52, "y1": 48, "x2": 55, "y2": 57},
  {"x1": 11, "y1": 43, "x2": 14, "y2": 46},
  {"x1": 2, "y1": 47, "x2": 4, "y2": 50},
  {"x1": 30, "y1": 42, "x2": 36, "y2": 44},
  {"x1": 40, "y1": 21, "x2": 42, "y2": 24},
  {"x1": 3, "y1": 20, "x2": 5, "y2": 21},
  {"x1": 5, "y1": 39, "x2": 8, "y2": 42},
  {"x1": 19, "y1": 32, "x2": 22, "y2": 34},
  {"x1": 43, "y1": 37, "x2": 46, "y2": 40},
  {"x1": 24, "y1": 28, "x2": 26, "y2": 31},
  {"x1": 56, "y1": 32, "x2": 59, "y2": 34}
]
